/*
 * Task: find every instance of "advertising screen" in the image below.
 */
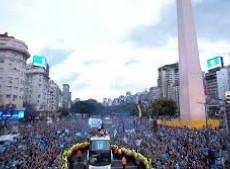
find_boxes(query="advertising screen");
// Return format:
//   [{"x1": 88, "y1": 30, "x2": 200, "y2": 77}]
[
  {"x1": 33, "y1": 55, "x2": 47, "y2": 69},
  {"x1": 0, "y1": 110, "x2": 25, "y2": 121},
  {"x1": 207, "y1": 56, "x2": 223, "y2": 70}
]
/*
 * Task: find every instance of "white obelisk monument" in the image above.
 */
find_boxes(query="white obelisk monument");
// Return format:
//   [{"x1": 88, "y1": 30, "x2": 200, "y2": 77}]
[{"x1": 177, "y1": 0, "x2": 206, "y2": 120}]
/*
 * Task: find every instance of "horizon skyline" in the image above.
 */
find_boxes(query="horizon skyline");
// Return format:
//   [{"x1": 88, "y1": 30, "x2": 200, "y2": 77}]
[{"x1": 1, "y1": 0, "x2": 230, "y2": 101}]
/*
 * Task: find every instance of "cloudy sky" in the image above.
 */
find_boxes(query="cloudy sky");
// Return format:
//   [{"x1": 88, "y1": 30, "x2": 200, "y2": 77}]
[{"x1": 1, "y1": 0, "x2": 230, "y2": 101}]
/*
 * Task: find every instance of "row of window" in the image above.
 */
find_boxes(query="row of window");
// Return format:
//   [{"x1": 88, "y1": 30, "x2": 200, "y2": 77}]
[{"x1": 0, "y1": 94, "x2": 22, "y2": 100}]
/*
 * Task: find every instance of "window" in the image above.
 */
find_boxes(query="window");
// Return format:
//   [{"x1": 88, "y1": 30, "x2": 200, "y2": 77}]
[
  {"x1": 8, "y1": 77, "x2": 13, "y2": 83},
  {"x1": 6, "y1": 95, "x2": 11, "y2": 98},
  {"x1": 13, "y1": 95, "x2": 17, "y2": 101},
  {"x1": 38, "y1": 94, "x2": 40, "y2": 98},
  {"x1": 7, "y1": 86, "x2": 12, "y2": 91},
  {"x1": 15, "y1": 78, "x2": 19, "y2": 84}
]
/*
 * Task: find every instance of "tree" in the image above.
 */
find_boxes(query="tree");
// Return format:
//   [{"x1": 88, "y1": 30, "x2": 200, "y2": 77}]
[
  {"x1": 149, "y1": 98, "x2": 178, "y2": 117},
  {"x1": 58, "y1": 107, "x2": 69, "y2": 117},
  {"x1": 71, "y1": 99, "x2": 104, "y2": 116}
]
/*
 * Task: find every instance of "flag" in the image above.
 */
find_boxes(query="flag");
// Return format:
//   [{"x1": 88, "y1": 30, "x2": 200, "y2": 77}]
[
  {"x1": 38, "y1": 138, "x2": 47, "y2": 149},
  {"x1": 123, "y1": 136, "x2": 128, "y2": 143},
  {"x1": 113, "y1": 129, "x2": 119, "y2": 140}
]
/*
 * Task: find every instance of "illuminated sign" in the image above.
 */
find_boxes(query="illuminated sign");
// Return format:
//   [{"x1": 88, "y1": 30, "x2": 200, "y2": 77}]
[
  {"x1": 0, "y1": 111, "x2": 25, "y2": 121},
  {"x1": 207, "y1": 56, "x2": 223, "y2": 70},
  {"x1": 33, "y1": 55, "x2": 47, "y2": 69}
]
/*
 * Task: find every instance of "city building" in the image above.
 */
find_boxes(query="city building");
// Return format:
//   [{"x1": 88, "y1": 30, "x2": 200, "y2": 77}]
[
  {"x1": 62, "y1": 84, "x2": 71, "y2": 110},
  {"x1": 147, "y1": 87, "x2": 160, "y2": 102},
  {"x1": 0, "y1": 32, "x2": 30, "y2": 108},
  {"x1": 126, "y1": 91, "x2": 131, "y2": 96},
  {"x1": 205, "y1": 56, "x2": 224, "y2": 113},
  {"x1": 157, "y1": 63, "x2": 179, "y2": 105},
  {"x1": 217, "y1": 67, "x2": 230, "y2": 100},
  {"x1": 24, "y1": 63, "x2": 49, "y2": 111},
  {"x1": 48, "y1": 80, "x2": 63, "y2": 112},
  {"x1": 177, "y1": 0, "x2": 206, "y2": 120},
  {"x1": 73, "y1": 98, "x2": 80, "y2": 103}
]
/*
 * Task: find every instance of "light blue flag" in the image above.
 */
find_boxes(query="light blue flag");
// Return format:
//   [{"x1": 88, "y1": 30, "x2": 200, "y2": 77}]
[{"x1": 114, "y1": 129, "x2": 119, "y2": 140}]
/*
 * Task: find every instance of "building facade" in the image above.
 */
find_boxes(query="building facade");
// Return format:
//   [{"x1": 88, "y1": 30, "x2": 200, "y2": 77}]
[
  {"x1": 147, "y1": 87, "x2": 160, "y2": 102},
  {"x1": 24, "y1": 64, "x2": 49, "y2": 111},
  {"x1": 48, "y1": 80, "x2": 63, "y2": 112},
  {"x1": 217, "y1": 68, "x2": 230, "y2": 102},
  {"x1": 157, "y1": 63, "x2": 179, "y2": 105},
  {"x1": 205, "y1": 65, "x2": 229, "y2": 114},
  {"x1": 62, "y1": 84, "x2": 71, "y2": 110},
  {"x1": 0, "y1": 33, "x2": 30, "y2": 108}
]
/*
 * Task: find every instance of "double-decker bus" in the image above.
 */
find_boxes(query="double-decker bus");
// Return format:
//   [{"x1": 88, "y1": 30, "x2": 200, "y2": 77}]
[{"x1": 87, "y1": 135, "x2": 112, "y2": 169}]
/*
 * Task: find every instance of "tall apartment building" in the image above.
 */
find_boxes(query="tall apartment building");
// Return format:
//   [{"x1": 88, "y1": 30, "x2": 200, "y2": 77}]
[
  {"x1": 62, "y1": 84, "x2": 71, "y2": 110},
  {"x1": 24, "y1": 63, "x2": 49, "y2": 111},
  {"x1": 217, "y1": 67, "x2": 230, "y2": 102},
  {"x1": 157, "y1": 63, "x2": 179, "y2": 105},
  {"x1": 48, "y1": 80, "x2": 63, "y2": 112},
  {"x1": 0, "y1": 33, "x2": 30, "y2": 108},
  {"x1": 205, "y1": 67, "x2": 230, "y2": 113}
]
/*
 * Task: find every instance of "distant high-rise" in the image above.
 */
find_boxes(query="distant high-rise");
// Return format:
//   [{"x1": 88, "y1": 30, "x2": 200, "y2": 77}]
[
  {"x1": 48, "y1": 80, "x2": 62, "y2": 112},
  {"x1": 157, "y1": 63, "x2": 179, "y2": 106},
  {"x1": 177, "y1": 0, "x2": 206, "y2": 120},
  {"x1": 0, "y1": 33, "x2": 30, "y2": 108},
  {"x1": 62, "y1": 84, "x2": 71, "y2": 110}
]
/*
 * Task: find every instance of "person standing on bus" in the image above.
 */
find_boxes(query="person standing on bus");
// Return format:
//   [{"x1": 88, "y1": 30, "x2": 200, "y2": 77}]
[
  {"x1": 76, "y1": 149, "x2": 82, "y2": 162},
  {"x1": 121, "y1": 155, "x2": 127, "y2": 169}
]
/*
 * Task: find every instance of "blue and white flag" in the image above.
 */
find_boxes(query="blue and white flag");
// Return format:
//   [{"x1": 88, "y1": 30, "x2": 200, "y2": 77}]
[
  {"x1": 123, "y1": 136, "x2": 128, "y2": 143},
  {"x1": 113, "y1": 129, "x2": 119, "y2": 140},
  {"x1": 38, "y1": 138, "x2": 47, "y2": 149}
]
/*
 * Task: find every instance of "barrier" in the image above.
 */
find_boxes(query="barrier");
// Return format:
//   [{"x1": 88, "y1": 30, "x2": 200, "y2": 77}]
[{"x1": 158, "y1": 119, "x2": 220, "y2": 129}]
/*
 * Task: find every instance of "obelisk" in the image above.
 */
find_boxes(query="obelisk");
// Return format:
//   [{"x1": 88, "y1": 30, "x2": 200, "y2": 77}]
[{"x1": 177, "y1": 0, "x2": 206, "y2": 120}]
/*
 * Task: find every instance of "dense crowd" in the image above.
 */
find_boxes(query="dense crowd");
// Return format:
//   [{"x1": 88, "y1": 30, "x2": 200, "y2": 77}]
[
  {"x1": 0, "y1": 117, "x2": 88, "y2": 168},
  {"x1": 108, "y1": 117, "x2": 230, "y2": 169},
  {"x1": 0, "y1": 115, "x2": 229, "y2": 169}
]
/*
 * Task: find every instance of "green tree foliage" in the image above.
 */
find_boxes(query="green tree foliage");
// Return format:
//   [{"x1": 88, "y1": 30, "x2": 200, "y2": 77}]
[
  {"x1": 105, "y1": 102, "x2": 137, "y2": 116},
  {"x1": 71, "y1": 99, "x2": 104, "y2": 115},
  {"x1": 149, "y1": 98, "x2": 178, "y2": 117}
]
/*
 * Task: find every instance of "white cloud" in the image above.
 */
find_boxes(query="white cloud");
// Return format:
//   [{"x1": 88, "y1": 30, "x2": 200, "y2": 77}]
[{"x1": 1, "y1": 0, "x2": 230, "y2": 101}]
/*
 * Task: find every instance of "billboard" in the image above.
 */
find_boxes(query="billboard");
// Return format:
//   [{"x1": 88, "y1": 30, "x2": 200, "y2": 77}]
[
  {"x1": 0, "y1": 110, "x2": 25, "y2": 121},
  {"x1": 207, "y1": 56, "x2": 223, "y2": 70},
  {"x1": 33, "y1": 55, "x2": 47, "y2": 69}
]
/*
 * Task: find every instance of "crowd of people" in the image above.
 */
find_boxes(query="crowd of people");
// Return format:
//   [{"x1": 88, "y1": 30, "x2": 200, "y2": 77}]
[
  {"x1": 108, "y1": 117, "x2": 230, "y2": 169},
  {"x1": 0, "y1": 116, "x2": 88, "y2": 168},
  {"x1": 0, "y1": 115, "x2": 229, "y2": 169}
]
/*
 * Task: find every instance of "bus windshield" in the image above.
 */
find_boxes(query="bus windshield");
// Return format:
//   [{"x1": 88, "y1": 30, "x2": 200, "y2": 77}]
[
  {"x1": 90, "y1": 140, "x2": 110, "y2": 151},
  {"x1": 89, "y1": 140, "x2": 111, "y2": 166}
]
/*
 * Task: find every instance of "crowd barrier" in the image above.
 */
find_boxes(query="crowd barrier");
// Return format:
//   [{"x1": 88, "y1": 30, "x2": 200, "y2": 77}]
[{"x1": 158, "y1": 119, "x2": 220, "y2": 129}]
